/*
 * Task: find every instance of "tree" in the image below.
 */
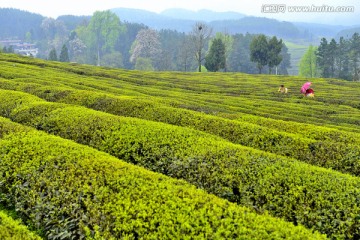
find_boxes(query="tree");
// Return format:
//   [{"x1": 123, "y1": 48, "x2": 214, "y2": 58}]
[
  {"x1": 40, "y1": 17, "x2": 68, "y2": 56},
  {"x1": 205, "y1": 38, "x2": 226, "y2": 72},
  {"x1": 102, "y1": 51, "x2": 123, "y2": 68},
  {"x1": 337, "y1": 37, "x2": 350, "y2": 80},
  {"x1": 48, "y1": 48, "x2": 58, "y2": 61},
  {"x1": 267, "y1": 36, "x2": 283, "y2": 74},
  {"x1": 25, "y1": 31, "x2": 32, "y2": 43},
  {"x1": 130, "y1": 29, "x2": 161, "y2": 68},
  {"x1": 41, "y1": 18, "x2": 58, "y2": 40},
  {"x1": 316, "y1": 38, "x2": 331, "y2": 78},
  {"x1": 178, "y1": 35, "x2": 195, "y2": 72},
  {"x1": 250, "y1": 34, "x2": 268, "y2": 74},
  {"x1": 228, "y1": 33, "x2": 258, "y2": 74},
  {"x1": 87, "y1": 10, "x2": 124, "y2": 66},
  {"x1": 135, "y1": 57, "x2": 154, "y2": 71},
  {"x1": 299, "y1": 45, "x2": 318, "y2": 78},
  {"x1": 157, "y1": 29, "x2": 186, "y2": 71},
  {"x1": 2, "y1": 46, "x2": 14, "y2": 53},
  {"x1": 328, "y1": 38, "x2": 337, "y2": 78},
  {"x1": 119, "y1": 22, "x2": 147, "y2": 69},
  {"x1": 350, "y1": 33, "x2": 360, "y2": 81},
  {"x1": 212, "y1": 32, "x2": 233, "y2": 72},
  {"x1": 189, "y1": 22, "x2": 212, "y2": 72},
  {"x1": 68, "y1": 31, "x2": 87, "y2": 62},
  {"x1": 278, "y1": 43, "x2": 291, "y2": 75},
  {"x1": 59, "y1": 44, "x2": 70, "y2": 62}
]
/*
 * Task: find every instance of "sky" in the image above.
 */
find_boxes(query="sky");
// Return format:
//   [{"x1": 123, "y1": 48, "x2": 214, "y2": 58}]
[{"x1": 1, "y1": 0, "x2": 359, "y2": 25}]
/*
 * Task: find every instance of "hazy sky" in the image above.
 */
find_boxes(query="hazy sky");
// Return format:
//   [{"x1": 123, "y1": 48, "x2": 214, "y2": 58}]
[{"x1": 1, "y1": 0, "x2": 359, "y2": 25}]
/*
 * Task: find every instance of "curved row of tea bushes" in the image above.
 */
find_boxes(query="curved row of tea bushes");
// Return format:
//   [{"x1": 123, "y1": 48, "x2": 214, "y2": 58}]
[
  {"x1": 2, "y1": 53, "x2": 358, "y2": 109},
  {"x1": 2, "y1": 54, "x2": 359, "y2": 129},
  {"x1": 221, "y1": 112, "x2": 360, "y2": 144},
  {"x1": 1, "y1": 74, "x2": 359, "y2": 143},
  {"x1": 0, "y1": 210, "x2": 42, "y2": 240},
  {"x1": 0, "y1": 90, "x2": 359, "y2": 238},
  {"x1": 1, "y1": 57, "x2": 359, "y2": 136},
  {"x1": 47, "y1": 89, "x2": 360, "y2": 176},
  {"x1": 0, "y1": 117, "x2": 324, "y2": 240},
  {"x1": 0, "y1": 85, "x2": 359, "y2": 176}
]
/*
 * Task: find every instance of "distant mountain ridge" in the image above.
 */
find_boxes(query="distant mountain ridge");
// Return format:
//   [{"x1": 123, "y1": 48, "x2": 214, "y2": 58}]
[
  {"x1": 1, "y1": 7, "x2": 359, "y2": 44},
  {"x1": 336, "y1": 27, "x2": 360, "y2": 39},
  {"x1": 160, "y1": 8, "x2": 246, "y2": 21},
  {"x1": 110, "y1": 8, "x2": 304, "y2": 41},
  {"x1": 111, "y1": 8, "x2": 195, "y2": 33},
  {"x1": 110, "y1": 7, "x2": 359, "y2": 43}
]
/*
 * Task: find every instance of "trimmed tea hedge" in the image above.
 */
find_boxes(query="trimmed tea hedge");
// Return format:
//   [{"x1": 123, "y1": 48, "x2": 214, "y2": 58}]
[
  {"x1": 0, "y1": 210, "x2": 42, "y2": 240},
  {"x1": 1, "y1": 89, "x2": 359, "y2": 177},
  {"x1": 0, "y1": 117, "x2": 324, "y2": 239},
  {"x1": 0, "y1": 53, "x2": 359, "y2": 133},
  {"x1": 0, "y1": 90, "x2": 359, "y2": 238}
]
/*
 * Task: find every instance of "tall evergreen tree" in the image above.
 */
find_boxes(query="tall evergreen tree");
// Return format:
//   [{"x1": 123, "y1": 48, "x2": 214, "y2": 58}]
[
  {"x1": 59, "y1": 44, "x2": 70, "y2": 62},
  {"x1": 328, "y1": 38, "x2": 337, "y2": 78},
  {"x1": 278, "y1": 43, "x2": 291, "y2": 75},
  {"x1": 350, "y1": 33, "x2": 360, "y2": 81},
  {"x1": 267, "y1": 36, "x2": 283, "y2": 74},
  {"x1": 316, "y1": 38, "x2": 331, "y2": 78},
  {"x1": 212, "y1": 32, "x2": 233, "y2": 72},
  {"x1": 7, "y1": 46, "x2": 14, "y2": 53},
  {"x1": 48, "y1": 48, "x2": 58, "y2": 61},
  {"x1": 2, "y1": 46, "x2": 14, "y2": 53},
  {"x1": 250, "y1": 34, "x2": 268, "y2": 74},
  {"x1": 205, "y1": 38, "x2": 226, "y2": 72},
  {"x1": 228, "y1": 33, "x2": 258, "y2": 74}
]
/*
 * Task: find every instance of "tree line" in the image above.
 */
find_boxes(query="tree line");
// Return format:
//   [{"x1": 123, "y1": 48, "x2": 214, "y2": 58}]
[
  {"x1": 299, "y1": 33, "x2": 360, "y2": 81},
  {"x1": 1, "y1": 10, "x2": 290, "y2": 74}
]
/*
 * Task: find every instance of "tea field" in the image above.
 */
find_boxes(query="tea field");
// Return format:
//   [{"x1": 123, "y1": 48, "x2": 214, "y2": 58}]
[{"x1": 0, "y1": 53, "x2": 359, "y2": 239}]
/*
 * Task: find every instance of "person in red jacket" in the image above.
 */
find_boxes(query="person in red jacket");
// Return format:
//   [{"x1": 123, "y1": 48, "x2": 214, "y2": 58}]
[{"x1": 305, "y1": 88, "x2": 315, "y2": 97}]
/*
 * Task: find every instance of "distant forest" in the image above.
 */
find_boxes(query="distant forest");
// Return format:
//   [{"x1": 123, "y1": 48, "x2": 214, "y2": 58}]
[
  {"x1": 0, "y1": 8, "x2": 291, "y2": 74},
  {"x1": 1, "y1": 8, "x2": 359, "y2": 79},
  {"x1": 299, "y1": 33, "x2": 360, "y2": 81}
]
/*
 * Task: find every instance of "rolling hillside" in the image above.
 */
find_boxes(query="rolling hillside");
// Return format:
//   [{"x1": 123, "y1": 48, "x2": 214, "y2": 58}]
[
  {"x1": 0, "y1": 53, "x2": 359, "y2": 239},
  {"x1": 284, "y1": 41, "x2": 309, "y2": 75}
]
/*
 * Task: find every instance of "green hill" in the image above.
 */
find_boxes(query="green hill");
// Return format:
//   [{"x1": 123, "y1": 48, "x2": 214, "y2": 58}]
[
  {"x1": 0, "y1": 53, "x2": 359, "y2": 239},
  {"x1": 284, "y1": 41, "x2": 309, "y2": 75}
]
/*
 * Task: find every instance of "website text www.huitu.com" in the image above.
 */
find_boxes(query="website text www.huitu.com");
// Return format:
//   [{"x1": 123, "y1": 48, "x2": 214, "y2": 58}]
[{"x1": 261, "y1": 4, "x2": 355, "y2": 13}]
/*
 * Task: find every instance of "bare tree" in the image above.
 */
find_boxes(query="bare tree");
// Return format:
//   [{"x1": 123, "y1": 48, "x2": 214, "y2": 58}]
[{"x1": 189, "y1": 22, "x2": 212, "y2": 72}]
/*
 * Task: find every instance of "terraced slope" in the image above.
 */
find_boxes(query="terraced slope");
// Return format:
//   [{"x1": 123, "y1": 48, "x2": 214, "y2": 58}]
[
  {"x1": 0, "y1": 53, "x2": 359, "y2": 239},
  {"x1": 1, "y1": 54, "x2": 359, "y2": 131}
]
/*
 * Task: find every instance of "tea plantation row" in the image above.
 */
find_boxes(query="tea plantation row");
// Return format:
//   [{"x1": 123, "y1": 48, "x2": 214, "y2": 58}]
[
  {"x1": 0, "y1": 53, "x2": 359, "y2": 239},
  {"x1": 0, "y1": 54, "x2": 359, "y2": 132},
  {"x1": 0, "y1": 80, "x2": 359, "y2": 176},
  {"x1": 0, "y1": 90, "x2": 359, "y2": 238},
  {"x1": 0, "y1": 117, "x2": 325, "y2": 239}
]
